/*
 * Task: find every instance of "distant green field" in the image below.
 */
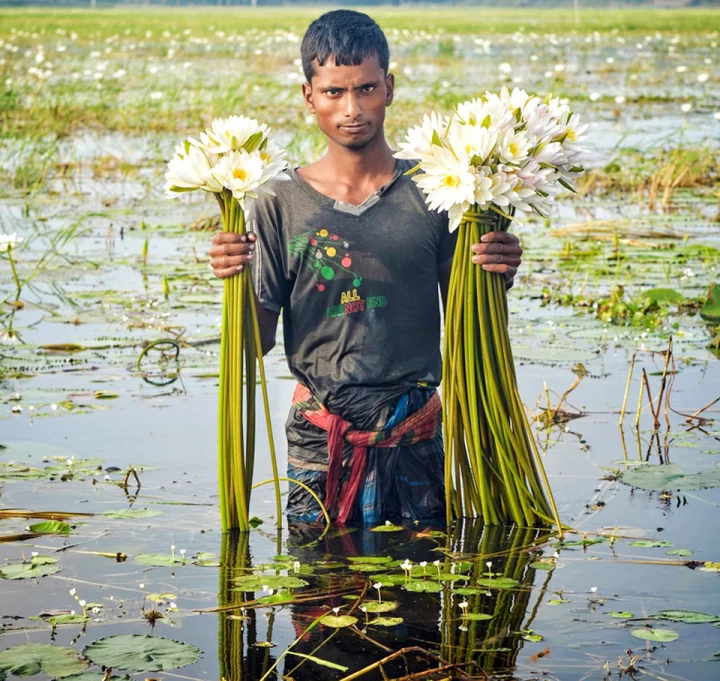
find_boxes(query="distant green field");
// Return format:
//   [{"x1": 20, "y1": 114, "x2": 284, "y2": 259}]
[{"x1": 1, "y1": 6, "x2": 719, "y2": 37}]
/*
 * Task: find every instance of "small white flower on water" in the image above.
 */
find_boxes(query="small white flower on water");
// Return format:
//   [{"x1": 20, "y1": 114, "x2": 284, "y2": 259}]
[
  {"x1": 31, "y1": 551, "x2": 38, "y2": 557},
  {"x1": 66, "y1": 458, "x2": 73, "y2": 466},
  {"x1": 459, "y1": 600, "x2": 469, "y2": 610},
  {"x1": 563, "y1": 426, "x2": 570, "y2": 433},
  {"x1": 433, "y1": 559, "x2": 441, "y2": 567},
  {"x1": 589, "y1": 92, "x2": 601, "y2": 102},
  {"x1": 28, "y1": 405, "x2": 35, "y2": 411},
  {"x1": 104, "y1": 474, "x2": 110, "y2": 481},
  {"x1": 180, "y1": 549, "x2": 186, "y2": 556},
  {"x1": 170, "y1": 545, "x2": 175, "y2": 551},
  {"x1": 150, "y1": 91, "x2": 163, "y2": 100},
  {"x1": 266, "y1": 590, "x2": 274, "y2": 596},
  {"x1": 676, "y1": 65, "x2": 687, "y2": 73},
  {"x1": 262, "y1": 585, "x2": 269, "y2": 592},
  {"x1": 0, "y1": 233, "x2": 23, "y2": 253},
  {"x1": 69, "y1": 588, "x2": 76, "y2": 596},
  {"x1": 486, "y1": 561, "x2": 492, "y2": 569},
  {"x1": 681, "y1": 103, "x2": 692, "y2": 113},
  {"x1": 554, "y1": 63, "x2": 565, "y2": 72},
  {"x1": 79, "y1": 599, "x2": 86, "y2": 607},
  {"x1": 332, "y1": 606, "x2": 340, "y2": 615},
  {"x1": 553, "y1": 552, "x2": 560, "y2": 559},
  {"x1": 385, "y1": 520, "x2": 392, "y2": 526},
  {"x1": 698, "y1": 73, "x2": 709, "y2": 83},
  {"x1": 499, "y1": 62, "x2": 512, "y2": 74},
  {"x1": 139, "y1": 583, "x2": 144, "y2": 589},
  {"x1": 420, "y1": 561, "x2": 427, "y2": 568},
  {"x1": 92, "y1": 607, "x2": 100, "y2": 614},
  {"x1": 614, "y1": 95, "x2": 626, "y2": 104},
  {"x1": 293, "y1": 561, "x2": 301, "y2": 572},
  {"x1": 590, "y1": 586, "x2": 597, "y2": 593},
  {"x1": 373, "y1": 582, "x2": 383, "y2": 590},
  {"x1": 71, "y1": 610, "x2": 76, "y2": 616},
  {"x1": 360, "y1": 605, "x2": 367, "y2": 612},
  {"x1": 170, "y1": 602, "x2": 177, "y2": 609},
  {"x1": 50, "y1": 403, "x2": 57, "y2": 410}
]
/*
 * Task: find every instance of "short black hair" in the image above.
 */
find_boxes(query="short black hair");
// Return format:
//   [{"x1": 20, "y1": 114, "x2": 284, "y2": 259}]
[{"x1": 301, "y1": 10, "x2": 390, "y2": 84}]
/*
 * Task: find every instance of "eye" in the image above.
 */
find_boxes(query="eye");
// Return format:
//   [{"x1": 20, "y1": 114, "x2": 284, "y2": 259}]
[
  {"x1": 362, "y1": 85, "x2": 376, "y2": 93},
  {"x1": 326, "y1": 89, "x2": 341, "y2": 97}
]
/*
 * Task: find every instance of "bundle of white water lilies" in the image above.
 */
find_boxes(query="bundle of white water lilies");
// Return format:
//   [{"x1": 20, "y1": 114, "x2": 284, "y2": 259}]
[
  {"x1": 165, "y1": 115, "x2": 287, "y2": 532},
  {"x1": 396, "y1": 87, "x2": 588, "y2": 528}
]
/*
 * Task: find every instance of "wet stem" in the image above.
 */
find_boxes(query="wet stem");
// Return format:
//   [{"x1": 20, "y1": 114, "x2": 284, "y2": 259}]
[{"x1": 6, "y1": 247, "x2": 22, "y2": 300}]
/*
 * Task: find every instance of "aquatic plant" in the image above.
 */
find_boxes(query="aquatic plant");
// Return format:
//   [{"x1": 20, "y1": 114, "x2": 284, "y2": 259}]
[{"x1": 165, "y1": 116, "x2": 286, "y2": 531}]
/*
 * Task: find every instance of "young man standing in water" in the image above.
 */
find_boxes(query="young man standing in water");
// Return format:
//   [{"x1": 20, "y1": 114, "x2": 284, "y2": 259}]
[{"x1": 208, "y1": 10, "x2": 522, "y2": 524}]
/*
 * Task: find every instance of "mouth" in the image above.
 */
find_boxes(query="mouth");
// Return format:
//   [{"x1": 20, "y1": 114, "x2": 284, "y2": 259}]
[{"x1": 339, "y1": 123, "x2": 369, "y2": 133}]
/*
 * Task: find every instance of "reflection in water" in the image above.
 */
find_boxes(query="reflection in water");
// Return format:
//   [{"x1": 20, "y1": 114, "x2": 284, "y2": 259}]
[{"x1": 217, "y1": 522, "x2": 551, "y2": 680}]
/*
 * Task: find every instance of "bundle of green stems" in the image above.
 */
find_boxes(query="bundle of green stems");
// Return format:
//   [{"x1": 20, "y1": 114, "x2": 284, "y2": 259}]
[
  {"x1": 442, "y1": 207, "x2": 560, "y2": 528},
  {"x1": 216, "y1": 190, "x2": 282, "y2": 532}
]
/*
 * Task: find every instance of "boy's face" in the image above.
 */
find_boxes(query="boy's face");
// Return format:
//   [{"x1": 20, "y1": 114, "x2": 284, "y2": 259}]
[{"x1": 302, "y1": 53, "x2": 394, "y2": 151}]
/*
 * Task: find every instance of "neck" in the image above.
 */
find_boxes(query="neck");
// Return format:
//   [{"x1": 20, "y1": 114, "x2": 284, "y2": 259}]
[{"x1": 323, "y1": 131, "x2": 396, "y2": 181}]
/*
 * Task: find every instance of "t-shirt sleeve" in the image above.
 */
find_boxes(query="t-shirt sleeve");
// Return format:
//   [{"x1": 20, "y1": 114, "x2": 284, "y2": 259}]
[{"x1": 249, "y1": 194, "x2": 288, "y2": 314}]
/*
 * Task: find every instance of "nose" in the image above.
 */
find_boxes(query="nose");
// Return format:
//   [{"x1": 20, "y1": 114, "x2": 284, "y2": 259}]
[{"x1": 344, "y1": 91, "x2": 361, "y2": 119}]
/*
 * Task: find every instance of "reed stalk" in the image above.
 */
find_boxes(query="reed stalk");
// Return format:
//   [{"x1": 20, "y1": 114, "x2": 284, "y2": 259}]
[
  {"x1": 443, "y1": 206, "x2": 560, "y2": 530},
  {"x1": 216, "y1": 189, "x2": 282, "y2": 532}
]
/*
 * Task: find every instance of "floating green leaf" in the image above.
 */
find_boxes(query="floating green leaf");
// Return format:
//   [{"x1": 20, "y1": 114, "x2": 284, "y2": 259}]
[
  {"x1": 133, "y1": 553, "x2": 182, "y2": 567},
  {"x1": 404, "y1": 581, "x2": 443, "y2": 593},
  {"x1": 630, "y1": 540, "x2": 673, "y2": 548},
  {"x1": 631, "y1": 628, "x2": 679, "y2": 643},
  {"x1": 82, "y1": 635, "x2": 201, "y2": 671},
  {"x1": 520, "y1": 632, "x2": 544, "y2": 642},
  {"x1": 319, "y1": 615, "x2": 357, "y2": 628},
  {"x1": 370, "y1": 617, "x2": 404, "y2": 627},
  {"x1": 474, "y1": 577, "x2": 519, "y2": 589},
  {"x1": 370, "y1": 523, "x2": 403, "y2": 533},
  {"x1": 147, "y1": 593, "x2": 176, "y2": 603},
  {"x1": 701, "y1": 562, "x2": 720, "y2": 572},
  {"x1": 643, "y1": 288, "x2": 685, "y2": 305},
  {"x1": 700, "y1": 282, "x2": 720, "y2": 322},
  {"x1": 548, "y1": 598, "x2": 570, "y2": 605},
  {"x1": 232, "y1": 575, "x2": 308, "y2": 591},
  {"x1": 651, "y1": 610, "x2": 719, "y2": 624},
  {"x1": 465, "y1": 613, "x2": 493, "y2": 621},
  {"x1": 28, "y1": 520, "x2": 71, "y2": 535},
  {"x1": 666, "y1": 548, "x2": 693, "y2": 556},
  {"x1": 347, "y1": 556, "x2": 392, "y2": 564},
  {"x1": 348, "y1": 564, "x2": 387, "y2": 573},
  {"x1": 0, "y1": 643, "x2": 88, "y2": 677},
  {"x1": 620, "y1": 463, "x2": 720, "y2": 491},
  {"x1": 0, "y1": 560, "x2": 60, "y2": 580},
  {"x1": 530, "y1": 561, "x2": 555, "y2": 570},
  {"x1": 608, "y1": 611, "x2": 634, "y2": 619},
  {"x1": 101, "y1": 509, "x2": 163, "y2": 519},
  {"x1": 362, "y1": 601, "x2": 398, "y2": 613}
]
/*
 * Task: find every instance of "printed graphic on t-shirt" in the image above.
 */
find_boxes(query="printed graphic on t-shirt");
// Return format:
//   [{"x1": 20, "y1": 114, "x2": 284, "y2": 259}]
[{"x1": 287, "y1": 228, "x2": 388, "y2": 319}]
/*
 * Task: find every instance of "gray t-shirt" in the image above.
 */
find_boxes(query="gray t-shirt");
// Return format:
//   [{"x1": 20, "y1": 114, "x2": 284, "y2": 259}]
[{"x1": 249, "y1": 158, "x2": 455, "y2": 430}]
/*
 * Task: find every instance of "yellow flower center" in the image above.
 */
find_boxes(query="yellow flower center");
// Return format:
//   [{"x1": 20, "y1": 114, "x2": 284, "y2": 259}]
[
  {"x1": 566, "y1": 128, "x2": 577, "y2": 142},
  {"x1": 509, "y1": 141, "x2": 521, "y2": 157},
  {"x1": 442, "y1": 175, "x2": 460, "y2": 188},
  {"x1": 260, "y1": 151, "x2": 271, "y2": 163},
  {"x1": 232, "y1": 168, "x2": 247, "y2": 181}
]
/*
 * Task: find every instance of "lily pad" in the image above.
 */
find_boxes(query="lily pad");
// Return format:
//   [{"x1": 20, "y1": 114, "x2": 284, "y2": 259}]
[
  {"x1": 700, "y1": 282, "x2": 720, "y2": 322},
  {"x1": 370, "y1": 523, "x2": 403, "y2": 533},
  {"x1": 620, "y1": 463, "x2": 720, "y2": 491},
  {"x1": 133, "y1": 553, "x2": 183, "y2": 567},
  {"x1": 631, "y1": 628, "x2": 679, "y2": 643},
  {"x1": 1, "y1": 560, "x2": 60, "y2": 580},
  {"x1": 651, "y1": 610, "x2": 719, "y2": 624},
  {"x1": 82, "y1": 635, "x2": 201, "y2": 671},
  {"x1": 101, "y1": 509, "x2": 163, "y2": 519},
  {"x1": 701, "y1": 562, "x2": 720, "y2": 572},
  {"x1": 404, "y1": 580, "x2": 443, "y2": 593},
  {"x1": 319, "y1": 614, "x2": 357, "y2": 628},
  {"x1": 28, "y1": 520, "x2": 71, "y2": 535},
  {"x1": 369, "y1": 616, "x2": 404, "y2": 627},
  {"x1": 666, "y1": 548, "x2": 693, "y2": 556},
  {"x1": 629, "y1": 540, "x2": 673, "y2": 548},
  {"x1": 465, "y1": 613, "x2": 494, "y2": 621},
  {"x1": 347, "y1": 556, "x2": 392, "y2": 564},
  {"x1": 362, "y1": 601, "x2": 398, "y2": 613},
  {"x1": 232, "y1": 575, "x2": 308, "y2": 590},
  {"x1": 0, "y1": 643, "x2": 88, "y2": 677},
  {"x1": 474, "y1": 577, "x2": 519, "y2": 590},
  {"x1": 348, "y1": 564, "x2": 387, "y2": 573},
  {"x1": 529, "y1": 561, "x2": 555, "y2": 570},
  {"x1": 608, "y1": 611, "x2": 634, "y2": 619}
]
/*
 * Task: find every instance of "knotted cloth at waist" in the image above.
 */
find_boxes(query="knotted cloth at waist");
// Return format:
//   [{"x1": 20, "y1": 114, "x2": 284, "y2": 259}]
[{"x1": 291, "y1": 383, "x2": 442, "y2": 524}]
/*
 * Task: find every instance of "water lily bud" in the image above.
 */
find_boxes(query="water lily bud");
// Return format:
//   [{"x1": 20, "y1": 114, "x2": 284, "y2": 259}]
[
  {"x1": 31, "y1": 551, "x2": 38, "y2": 557},
  {"x1": 79, "y1": 599, "x2": 86, "y2": 607},
  {"x1": 590, "y1": 586, "x2": 597, "y2": 593},
  {"x1": 459, "y1": 600, "x2": 469, "y2": 610},
  {"x1": 332, "y1": 607, "x2": 340, "y2": 615},
  {"x1": 139, "y1": 583, "x2": 144, "y2": 590},
  {"x1": 69, "y1": 588, "x2": 76, "y2": 596}
]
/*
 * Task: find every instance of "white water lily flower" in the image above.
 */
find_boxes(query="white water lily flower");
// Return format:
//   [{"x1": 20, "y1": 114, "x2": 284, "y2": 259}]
[
  {"x1": 394, "y1": 111, "x2": 447, "y2": 161},
  {"x1": 200, "y1": 115, "x2": 268, "y2": 155},
  {"x1": 497, "y1": 128, "x2": 531, "y2": 165},
  {"x1": 211, "y1": 150, "x2": 265, "y2": 207},
  {"x1": 164, "y1": 141, "x2": 222, "y2": 196},
  {"x1": 0, "y1": 232, "x2": 22, "y2": 252},
  {"x1": 414, "y1": 146, "x2": 476, "y2": 214},
  {"x1": 448, "y1": 123, "x2": 498, "y2": 166}
]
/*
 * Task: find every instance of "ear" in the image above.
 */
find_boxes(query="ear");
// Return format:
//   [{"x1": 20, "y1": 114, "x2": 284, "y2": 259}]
[
  {"x1": 385, "y1": 72, "x2": 394, "y2": 107},
  {"x1": 302, "y1": 82, "x2": 316, "y2": 114}
]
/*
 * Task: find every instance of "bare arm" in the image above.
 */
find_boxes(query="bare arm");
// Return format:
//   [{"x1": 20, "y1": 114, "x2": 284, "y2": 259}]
[{"x1": 209, "y1": 231, "x2": 279, "y2": 356}]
